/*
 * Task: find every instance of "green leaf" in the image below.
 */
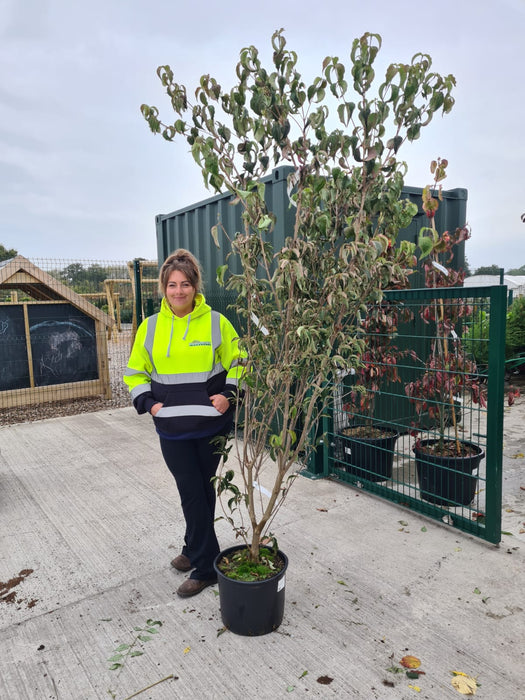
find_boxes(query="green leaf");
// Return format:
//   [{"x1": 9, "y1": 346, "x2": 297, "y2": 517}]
[
  {"x1": 418, "y1": 235, "x2": 434, "y2": 259},
  {"x1": 130, "y1": 650, "x2": 144, "y2": 657},
  {"x1": 473, "y1": 587, "x2": 481, "y2": 595},
  {"x1": 216, "y1": 264, "x2": 228, "y2": 286},
  {"x1": 115, "y1": 644, "x2": 130, "y2": 652},
  {"x1": 211, "y1": 225, "x2": 220, "y2": 248},
  {"x1": 259, "y1": 215, "x2": 273, "y2": 230},
  {"x1": 406, "y1": 670, "x2": 423, "y2": 679},
  {"x1": 107, "y1": 654, "x2": 123, "y2": 662},
  {"x1": 387, "y1": 136, "x2": 403, "y2": 153},
  {"x1": 108, "y1": 663, "x2": 122, "y2": 671},
  {"x1": 138, "y1": 634, "x2": 153, "y2": 642},
  {"x1": 404, "y1": 201, "x2": 418, "y2": 219}
]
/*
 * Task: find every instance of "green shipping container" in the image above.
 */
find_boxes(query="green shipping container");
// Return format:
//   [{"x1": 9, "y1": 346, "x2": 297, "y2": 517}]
[{"x1": 156, "y1": 166, "x2": 468, "y2": 298}]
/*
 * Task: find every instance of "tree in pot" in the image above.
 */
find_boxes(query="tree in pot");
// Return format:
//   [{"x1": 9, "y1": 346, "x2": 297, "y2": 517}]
[
  {"x1": 338, "y1": 299, "x2": 416, "y2": 481},
  {"x1": 405, "y1": 159, "x2": 487, "y2": 506},
  {"x1": 141, "y1": 30, "x2": 456, "y2": 633}
]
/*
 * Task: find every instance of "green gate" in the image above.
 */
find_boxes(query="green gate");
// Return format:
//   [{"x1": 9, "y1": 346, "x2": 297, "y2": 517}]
[{"x1": 306, "y1": 285, "x2": 507, "y2": 544}]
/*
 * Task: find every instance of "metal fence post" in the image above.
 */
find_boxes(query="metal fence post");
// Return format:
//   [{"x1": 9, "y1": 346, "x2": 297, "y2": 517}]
[
  {"x1": 133, "y1": 258, "x2": 143, "y2": 329},
  {"x1": 485, "y1": 284, "x2": 507, "y2": 543}
]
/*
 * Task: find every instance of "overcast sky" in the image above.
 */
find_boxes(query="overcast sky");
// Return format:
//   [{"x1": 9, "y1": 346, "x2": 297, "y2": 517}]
[{"x1": 1, "y1": 0, "x2": 524, "y2": 271}]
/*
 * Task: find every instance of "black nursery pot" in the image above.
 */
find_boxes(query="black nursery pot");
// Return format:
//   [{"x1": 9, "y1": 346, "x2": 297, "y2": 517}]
[
  {"x1": 213, "y1": 545, "x2": 288, "y2": 636},
  {"x1": 414, "y1": 439, "x2": 485, "y2": 507},
  {"x1": 337, "y1": 427, "x2": 399, "y2": 482}
]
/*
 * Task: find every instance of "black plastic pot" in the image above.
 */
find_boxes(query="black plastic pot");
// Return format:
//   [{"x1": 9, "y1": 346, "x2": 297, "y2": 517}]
[
  {"x1": 337, "y1": 426, "x2": 399, "y2": 482},
  {"x1": 213, "y1": 545, "x2": 288, "y2": 636},
  {"x1": 414, "y1": 439, "x2": 484, "y2": 506}
]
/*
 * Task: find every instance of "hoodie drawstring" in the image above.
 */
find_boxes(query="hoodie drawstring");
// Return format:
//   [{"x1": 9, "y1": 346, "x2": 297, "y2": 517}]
[
  {"x1": 182, "y1": 313, "x2": 192, "y2": 341},
  {"x1": 166, "y1": 311, "x2": 192, "y2": 357}
]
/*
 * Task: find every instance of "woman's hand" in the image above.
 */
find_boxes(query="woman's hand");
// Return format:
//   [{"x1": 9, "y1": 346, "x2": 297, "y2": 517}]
[
  {"x1": 150, "y1": 402, "x2": 163, "y2": 416},
  {"x1": 209, "y1": 394, "x2": 229, "y2": 414}
]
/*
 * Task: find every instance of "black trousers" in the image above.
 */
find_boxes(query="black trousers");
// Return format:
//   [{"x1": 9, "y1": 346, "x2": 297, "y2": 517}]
[{"x1": 159, "y1": 431, "x2": 226, "y2": 580}]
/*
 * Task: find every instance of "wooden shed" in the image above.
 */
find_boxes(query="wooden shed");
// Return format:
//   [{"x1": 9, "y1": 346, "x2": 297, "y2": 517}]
[{"x1": 0, "y1": 256, "x2": 114, "y2": 409}]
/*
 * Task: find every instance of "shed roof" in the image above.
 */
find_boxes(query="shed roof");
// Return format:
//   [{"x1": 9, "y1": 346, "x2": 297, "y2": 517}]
[
  {"x1": 0, "y1": 255, "x2": 113, "y2": 326},
  {"x1": 463, "y1": 274, "x2": 525, "y2": 288}
]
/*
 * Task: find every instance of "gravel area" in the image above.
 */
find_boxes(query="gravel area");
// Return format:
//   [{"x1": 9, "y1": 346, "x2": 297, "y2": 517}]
[{"x1": 0, "y1": 330, "x2": 133, "y2": 427}]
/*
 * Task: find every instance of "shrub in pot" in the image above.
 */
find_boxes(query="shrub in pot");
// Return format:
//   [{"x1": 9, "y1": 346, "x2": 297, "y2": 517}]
[
  {"x1": 406, "y1": 159, "x2": 486, "y2": 506},
  {"x1": 338, "y1": 299, "x2": 416, "y2": 481},
  {"x1": 142, "y1": 30, "x2": 456, "y2": 633}
]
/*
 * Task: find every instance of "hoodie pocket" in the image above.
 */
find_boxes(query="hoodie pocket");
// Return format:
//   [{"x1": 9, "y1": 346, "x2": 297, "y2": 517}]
[{"x1": 154, "y1": 385, "x2": 222, "y2": 418}]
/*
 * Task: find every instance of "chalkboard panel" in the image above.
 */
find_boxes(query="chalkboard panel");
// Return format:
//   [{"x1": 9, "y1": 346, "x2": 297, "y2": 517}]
[
  {"x1": 28, "y1": 304, "x2": 98, "y2": 387},
  {"x1": 0, "y1": 305, "x2": 30, "y2": 390}
]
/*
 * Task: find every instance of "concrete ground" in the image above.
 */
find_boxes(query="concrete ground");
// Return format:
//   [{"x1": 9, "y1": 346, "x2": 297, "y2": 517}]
[{"x1": 1, "y1": 394, "x2": 524, "y2": 700}]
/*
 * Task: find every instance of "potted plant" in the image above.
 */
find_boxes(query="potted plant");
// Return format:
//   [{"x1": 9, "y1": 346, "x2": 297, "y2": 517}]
[
  {"x1": 142, "y1": 30, "x2": 456, "y2": 634},
  {"x1": 338, "y1": 299, "x2": 416, "y2": 481},
  {"x1": 405, "y1": 159, "x2": 487, "y2": 506}
]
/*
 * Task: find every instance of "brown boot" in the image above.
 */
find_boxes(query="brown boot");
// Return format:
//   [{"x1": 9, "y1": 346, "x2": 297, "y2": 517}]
[
  {"x1": 176, "y1": 578, "x2": 217, "y2": 598},
  {"x1": 170, "y1": 554, "x2": 192, "y2": 572}
]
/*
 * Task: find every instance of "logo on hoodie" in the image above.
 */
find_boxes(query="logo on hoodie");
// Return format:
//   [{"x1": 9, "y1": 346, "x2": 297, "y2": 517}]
[{"x1": 188, "y1": 340, "x2": 211, "y2": 347}]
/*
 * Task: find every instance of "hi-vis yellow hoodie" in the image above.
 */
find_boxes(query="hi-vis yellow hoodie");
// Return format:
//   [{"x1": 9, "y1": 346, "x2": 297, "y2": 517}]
[{"x1": 124, "y1": 294, "x2": 244, "y2": 439}]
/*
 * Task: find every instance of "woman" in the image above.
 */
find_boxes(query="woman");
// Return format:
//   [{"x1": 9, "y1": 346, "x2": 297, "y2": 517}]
[{"x1": 124, "y1": 249, "x2": 244, "y2": 597}]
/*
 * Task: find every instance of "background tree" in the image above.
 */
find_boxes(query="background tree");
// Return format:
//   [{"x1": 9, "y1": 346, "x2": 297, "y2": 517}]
[
  {"x1": 507, "y1": 264, "x2": 525, "y2": 275},
  {"x1": 142, "y1": 30, "x2": 456, "y2": 562},
  {"x1": 0, "y1": 244, "x2": 17, "y2": 262},
  {"x1": 474, "y1": 264, "x2": 503, "y2": 276}
]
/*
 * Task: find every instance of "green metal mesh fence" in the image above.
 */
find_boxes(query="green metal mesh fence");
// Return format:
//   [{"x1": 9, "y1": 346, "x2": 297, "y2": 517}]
[{"x1": 320, "y1": 286, "x2": 506, "y2": 544}]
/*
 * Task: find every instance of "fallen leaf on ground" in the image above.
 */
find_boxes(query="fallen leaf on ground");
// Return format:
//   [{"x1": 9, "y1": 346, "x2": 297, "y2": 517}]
[
  {"x1": 317, "y1": 676, "x2": 333, "y2": 685},
  {"x1": 451, "y1": 672, "x2": 478, "y2": 695},
  {"x1": 511, "y1": 453, "x2": 524, "y2": 459},
  {"x1": 400, "y1": 656, "x2": 421, "y2": 669},
  {"x1": 408, "y1": 685, "x2": 421, "y2": 692},
  {"x1": 183, "y1": 646, "x2": 191, "y2": 654},
  {"x1": 406, "y1": 670, "x2": 426, "y2": 679}
]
